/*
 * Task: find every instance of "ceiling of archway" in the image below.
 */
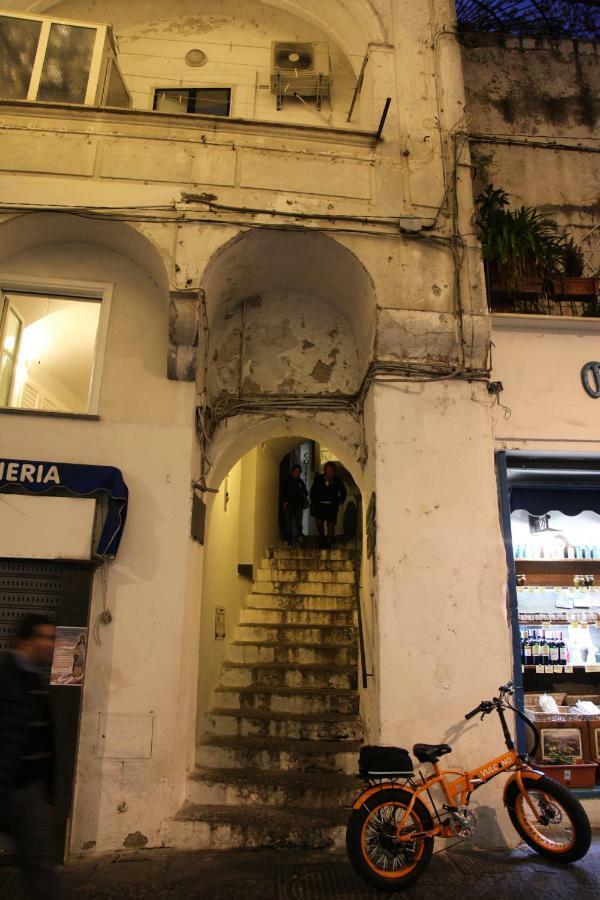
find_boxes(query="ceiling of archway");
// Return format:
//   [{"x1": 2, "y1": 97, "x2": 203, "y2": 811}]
[{"x1": 201, "y1": 229, "x2": 375, "y2": 338}]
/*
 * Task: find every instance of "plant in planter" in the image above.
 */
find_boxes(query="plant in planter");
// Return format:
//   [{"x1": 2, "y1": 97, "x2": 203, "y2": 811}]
[
  {"x1": 552, "y1": 237, "x2": 597, "y2": 303},
  {"x1": 476, "y1": 185, "x2": 564, "y2": 308}
]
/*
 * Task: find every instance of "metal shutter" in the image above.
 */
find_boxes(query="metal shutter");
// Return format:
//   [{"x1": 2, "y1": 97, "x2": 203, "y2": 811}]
[{"x1": 0, "y1": 558, "x2": 61, "y2": 652}]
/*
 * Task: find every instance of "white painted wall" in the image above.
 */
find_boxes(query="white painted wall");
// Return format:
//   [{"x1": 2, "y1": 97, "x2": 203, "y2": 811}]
[
  {"x1": 492, "y1": 316, "x2": 600, "y2": 450},
  {"x1": 0, "y1": 495, "x2": 95, "y2": 559},
  {"x1": 0, "y1": 236, "x2": 198, "y2": 854},
  {"x1": 48, "y1": 0, "x2": 362, "y2": 128},
  {"x1": 372, "y1": 379, "x2": 514, "y2": 846}
]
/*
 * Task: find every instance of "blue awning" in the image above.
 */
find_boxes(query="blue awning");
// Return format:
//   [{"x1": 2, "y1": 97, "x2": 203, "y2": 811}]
[
  {"x1": 0, "y1": 458, "x2": 128, "y2": 557},
  {"x1": 509, "y1": 484, "x2": 600, "y2": 518}
]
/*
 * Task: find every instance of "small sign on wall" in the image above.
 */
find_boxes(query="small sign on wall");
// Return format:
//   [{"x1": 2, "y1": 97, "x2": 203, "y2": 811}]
[
  {"x1": 191, "y1": 493, "x2": 206, "y2": 544},
  {"x1": 50, "y1": 627, "x2": 88, "y2": 687}
]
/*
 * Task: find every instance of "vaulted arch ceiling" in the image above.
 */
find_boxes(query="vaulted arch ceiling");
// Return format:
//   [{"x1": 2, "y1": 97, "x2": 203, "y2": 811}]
[{"x1": 6, "y1": 0, "x2": 388, "y2": 72}]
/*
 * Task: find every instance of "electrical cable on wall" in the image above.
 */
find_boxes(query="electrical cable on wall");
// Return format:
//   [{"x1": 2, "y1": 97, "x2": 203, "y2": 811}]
[{"x1": 93, "y1": 558, "x2": 113, "y2": 645}]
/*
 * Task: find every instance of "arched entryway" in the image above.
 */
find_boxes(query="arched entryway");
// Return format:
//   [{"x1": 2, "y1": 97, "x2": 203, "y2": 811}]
[{"x1": 189, "y1": 421, "x2": 366, "y2": 847}]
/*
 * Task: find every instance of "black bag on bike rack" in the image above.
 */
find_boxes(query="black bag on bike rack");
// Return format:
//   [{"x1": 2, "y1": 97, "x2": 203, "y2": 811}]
[{"x1": 359, "y1": 745, "x2": 414, "y2": 777}]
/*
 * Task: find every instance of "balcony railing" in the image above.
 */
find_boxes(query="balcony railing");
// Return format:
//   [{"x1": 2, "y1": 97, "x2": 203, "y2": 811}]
[{"x1": 490, "y1": 277, "x2": 600, "y2": 317}]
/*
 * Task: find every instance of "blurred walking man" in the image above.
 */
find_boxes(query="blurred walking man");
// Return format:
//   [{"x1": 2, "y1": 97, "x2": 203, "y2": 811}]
[{"x1": 0, "y1": 614, "x2": 63, "y2": 899}]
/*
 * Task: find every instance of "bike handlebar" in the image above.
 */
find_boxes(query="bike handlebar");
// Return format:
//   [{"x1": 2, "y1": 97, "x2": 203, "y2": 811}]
[
  {"x1": 464, "y1": 704, "x2": 482, "y2": 721},
  {"x1": 464, "y1": 682, "x2": 514, "y2": 720}
]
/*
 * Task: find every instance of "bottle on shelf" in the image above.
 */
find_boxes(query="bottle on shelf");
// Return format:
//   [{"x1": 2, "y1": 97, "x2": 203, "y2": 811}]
[
  {"x1": 549, "y1": 632, "x2": 559, "y2": 665},
  {"x1": 531, "y1": 631, "x2": 541, "y2": 666},
  {"x1": 540, "y1": 631, "x2": 550, "y2": 666},
  {"x1": 557, "y1": 632, "x2": 568, "y2": 665}
]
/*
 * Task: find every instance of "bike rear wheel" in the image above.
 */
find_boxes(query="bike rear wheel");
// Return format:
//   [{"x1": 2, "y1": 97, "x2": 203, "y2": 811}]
[
  {"x1": 505, "y1": 774, "x2": 591, "y2": 863},
  {"x1": 346, "y1": 787, "x2": 434, "y2": 892}
]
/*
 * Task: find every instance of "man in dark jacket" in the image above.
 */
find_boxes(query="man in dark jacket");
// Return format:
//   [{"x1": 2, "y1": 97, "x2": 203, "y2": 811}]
[
  {"x1": 0, "y1": 614, "x2": 63, "y2": 899},
  {"x1": 281, "y1": 464, "x2": 308, "y2": 547}
]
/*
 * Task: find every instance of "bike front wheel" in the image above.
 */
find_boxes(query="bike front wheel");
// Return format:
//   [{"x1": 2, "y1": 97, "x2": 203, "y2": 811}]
[
  {"x1": 505, "y1": 774, "x2": 591, "y2": 863},
  {"x1": 346, "y1": 787, "x2": 434, "y2": 892}
]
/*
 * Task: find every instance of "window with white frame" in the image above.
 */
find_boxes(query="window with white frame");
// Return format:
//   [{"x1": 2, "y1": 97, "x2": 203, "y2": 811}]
[{"x1": 0, "y1": 282, "x2": 111, "y2": 415}]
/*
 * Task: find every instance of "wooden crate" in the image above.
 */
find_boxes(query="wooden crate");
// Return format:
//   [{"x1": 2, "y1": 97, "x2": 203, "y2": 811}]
[{"x1": 539, "y1": 761, "x2": 598, "y2": 788}]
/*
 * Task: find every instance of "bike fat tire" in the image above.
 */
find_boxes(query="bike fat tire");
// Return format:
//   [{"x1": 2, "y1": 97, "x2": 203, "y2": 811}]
[
  {"x1": 505, "y1": 774, "x2": 591, "y2": 863},
  {"x1": 346, "y1": 787, "x2": 434, "y2": 893}
]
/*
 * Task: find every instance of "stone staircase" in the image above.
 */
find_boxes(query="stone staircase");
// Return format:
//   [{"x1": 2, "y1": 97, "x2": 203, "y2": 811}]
[{"x1": 170, "y1": 544, "x2": 363, "y2": 850}]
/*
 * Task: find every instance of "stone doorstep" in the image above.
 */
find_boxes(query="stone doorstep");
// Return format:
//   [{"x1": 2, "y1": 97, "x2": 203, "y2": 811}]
[
  {"x1": 246, "y1": 593, "x2": 355, "y2": 611},
  {"x1": 256, "y1": 568, "x2": 355, "y2": 584},
  {"x1": 187, "y1": 767, "x2": 361, "y2": 808},
  {"x1": 268, "y1": 548, "x2": 354, "y2": 560},
  {"x1": 227, "y1": 641, "x2": 358, "y2": 665},
  {"x1": 169, "y1": 803, "x2": 347, "y2": 851},
  {"x1": 196, "y1": 734, "x2": 361, "y2": 774},
  {"x1": 233, "y1": 624, "x2": 357, "y2": 644},
  {"x1": 204, "y1": 707, "x2": 364, "y2": 741},
  {"x1": 261, "y1": 558, "x2": 355, "y2": 571},
  {"x1": 252, "y1": 581, "x2": 355, "y2": 597},
  {"x1": 239, "y1": 608, "x2": 356, "y2": 626},
  {"x1": 220, "y1": 661, "x2": 358, "y2": 690},
  {"x1": 213, "y1": 685, "x2": 360, "y2": 715}
]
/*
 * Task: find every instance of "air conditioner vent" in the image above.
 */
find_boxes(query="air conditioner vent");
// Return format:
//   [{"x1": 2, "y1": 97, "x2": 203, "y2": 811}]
[{"x1": 273, "y1": 43, "x2": 315, "y2": 72}]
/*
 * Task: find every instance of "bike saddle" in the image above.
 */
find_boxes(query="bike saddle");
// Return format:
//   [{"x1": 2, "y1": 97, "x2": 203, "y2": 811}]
[{"x1": 412, "y1": 743, "x2": 452, "y2": 764}]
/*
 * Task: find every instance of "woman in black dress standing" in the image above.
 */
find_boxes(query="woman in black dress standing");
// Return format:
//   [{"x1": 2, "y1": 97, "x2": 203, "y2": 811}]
[{"x1": 310, "y1": 462, "x2": 347, "y2": 548}]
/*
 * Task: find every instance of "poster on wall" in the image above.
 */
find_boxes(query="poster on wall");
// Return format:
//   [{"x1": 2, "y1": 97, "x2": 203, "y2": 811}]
[{"x1": 50, "y1": 626, "x2": 88, "y2": 686}]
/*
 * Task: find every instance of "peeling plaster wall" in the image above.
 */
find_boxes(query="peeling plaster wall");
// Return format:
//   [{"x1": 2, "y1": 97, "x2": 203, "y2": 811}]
[
  {"x1": 461, "y1": 34, "x2": 600, "y2": 140},
  {"x1": 462, "y1": 35, "x2": 600, "y2": 264},
  {"x1": 210, "y1": 291, "x2": 360, "y2": 397}
]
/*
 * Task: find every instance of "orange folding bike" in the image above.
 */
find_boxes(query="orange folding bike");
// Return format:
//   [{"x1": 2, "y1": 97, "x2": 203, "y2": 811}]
[{"x1": 346, "y1": 681, "x2": 592, "y2": 892}]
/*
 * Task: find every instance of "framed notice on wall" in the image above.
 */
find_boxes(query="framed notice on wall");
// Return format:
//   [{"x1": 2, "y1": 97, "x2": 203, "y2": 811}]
[{"x1": 50, "y1": 626, "x2": 88, "y2": 686}]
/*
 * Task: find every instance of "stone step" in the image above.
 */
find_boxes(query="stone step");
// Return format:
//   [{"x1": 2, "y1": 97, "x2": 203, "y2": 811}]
[
  {"x1": 233, "y1": 623, "x2": 356, "y2": 645},
  {"x1": 196, "y1": 734, "x2": 361, "y2": 774},
  {"x1": 246, "y1": 593, "x2": 355, "y2": 612},
  {"x1": 256, "y1": 568, "x2": 355, "y2": 584},
  {"x1": 214, "y1": 685, "x2": 360, "y2": 716},
  {"x1": 170, "y1": 803, "x2": 347, "y2": 850},
  {"x1": 228, "y1": 641, "x2": 357, "y2": 666},
  {"x1": 253, "y1": 581, "x2": 354, "y2": 597},
  {"x1": 239, "y1": 607, "x2": 356, "y2": 627},
  {"x1": 205, "y1": 707, "x2": 364, "y2": 741},
  {"x1": 220, "y1": 661, "x2": 357, "y2": 690},
  {"x1": 268, "y1": 548, "x2": 353, "y2": 561},
  {"x1": 261, "y1": 558, "x2": 354, "y2": 572},
  {"x1": 188, "y1": 767, "x2": 361, "y2": 808}
]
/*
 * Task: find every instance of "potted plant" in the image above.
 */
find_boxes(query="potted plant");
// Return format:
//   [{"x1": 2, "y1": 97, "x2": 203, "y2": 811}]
[
  {"x1": 476, "y1": 185, "x2": 564, "y2": 309},
  {"x1": 539, "y1": 748, "x2": 598, "y2": 789},
  {"x1": 551, "y1": 238, "x2": 597, "y2": 300}
]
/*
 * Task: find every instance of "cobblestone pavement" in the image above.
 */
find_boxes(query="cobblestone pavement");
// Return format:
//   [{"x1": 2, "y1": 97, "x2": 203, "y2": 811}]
[{"x1": 1, "y1": 838, "x2": 599, "y2": 899}]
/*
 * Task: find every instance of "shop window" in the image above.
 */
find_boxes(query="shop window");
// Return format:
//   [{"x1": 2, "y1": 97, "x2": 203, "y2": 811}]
[
  {"x1": 153, "y1": 87, "x2": 231, "y2": 117},
  {"x1": 0, "y1": 285, "x2": 110, "y2": 415}
]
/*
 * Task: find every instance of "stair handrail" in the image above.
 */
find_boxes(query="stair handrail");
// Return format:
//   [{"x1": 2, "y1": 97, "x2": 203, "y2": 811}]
[{"x1": 353, "y1": 493, "x2": 372, "y2": 689}]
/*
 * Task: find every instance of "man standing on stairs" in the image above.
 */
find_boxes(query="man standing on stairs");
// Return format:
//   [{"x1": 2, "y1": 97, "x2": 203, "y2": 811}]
[
  {"x1": 281, "y1": 464, "x2": 309, "y2": 547},
  {"x1": 310, "y1": 462, "x2": 347, "y2": 549}
]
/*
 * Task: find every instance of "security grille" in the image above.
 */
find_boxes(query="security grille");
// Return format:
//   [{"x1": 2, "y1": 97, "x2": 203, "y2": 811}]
[
  {"x1": 0, "y1": 559, "x2": 61, "y2": 652},
  {"x1": 456, "y1": 1, "x2": 600, "y2": 39}
]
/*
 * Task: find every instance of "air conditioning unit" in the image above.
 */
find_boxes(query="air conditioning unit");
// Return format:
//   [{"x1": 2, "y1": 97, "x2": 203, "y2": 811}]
[{"x1": 270, "y1": 42, "x2": 331, "y2": 110}]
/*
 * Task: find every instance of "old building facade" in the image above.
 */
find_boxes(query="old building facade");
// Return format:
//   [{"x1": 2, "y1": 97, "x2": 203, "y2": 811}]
[{"x1": 0, "y1": 0, "x2": 598, "y2": 857}]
